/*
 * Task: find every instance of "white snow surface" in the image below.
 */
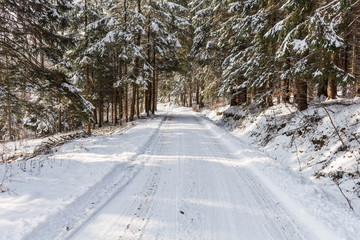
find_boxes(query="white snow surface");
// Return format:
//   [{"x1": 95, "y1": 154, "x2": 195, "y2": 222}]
[{"x1": 1, "y1": 107, "x2": 360, "y2": 239}]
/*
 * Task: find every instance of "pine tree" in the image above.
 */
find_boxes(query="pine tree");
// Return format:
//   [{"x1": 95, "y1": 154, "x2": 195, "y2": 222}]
[
  {"x1": 190, "y1": 0, "x2": 227, "y2": 106},
  {"x1": 264, "y1": 0, "x2": 353, "y2": 110},
  {"x1": 221, "y1": 0, "x2": 270, "y2": 106},
  {"x1": 0, "y1": 0, "x2": 93, "y2": 139}
]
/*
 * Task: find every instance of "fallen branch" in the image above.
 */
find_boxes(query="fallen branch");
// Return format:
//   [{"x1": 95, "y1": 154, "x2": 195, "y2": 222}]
[
  {"x1": 334, "y1": 179, "x2": 354, "y2": 211},
  {"x1": 321, "y1": 105, "x2": 346, "y2": 148}
]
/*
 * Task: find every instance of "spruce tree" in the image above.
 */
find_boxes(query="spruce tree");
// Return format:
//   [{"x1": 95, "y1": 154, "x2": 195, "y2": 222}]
[{"x1": 0, "y1": 0, "x2": 93, "y2": 139}]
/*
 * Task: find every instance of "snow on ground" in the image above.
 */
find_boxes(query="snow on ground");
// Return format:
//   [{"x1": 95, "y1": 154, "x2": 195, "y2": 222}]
[
  {"x1": 66, "y1": 107, "x2": 360, "y2": 239},
  {"x1": 0, "y1": 114, "x2": 164, "y2": 240},
  {"x1": 201, "y1": 98, "x2": 360, "y2": 214},
  {"x1": 1, "y1": 105, "x2": 360, "y2": 239}
]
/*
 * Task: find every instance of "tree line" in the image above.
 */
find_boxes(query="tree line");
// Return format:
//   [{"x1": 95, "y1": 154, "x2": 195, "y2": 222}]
[
  {"x1": 0, "y1": 0, "x2": 188, "y2": 140},
  {"x1": 177, "y1": 0, "x2": 359, "y2": 111},
  {"x1": 1, "y1": 0, "x2": 359, "y2": 141}
]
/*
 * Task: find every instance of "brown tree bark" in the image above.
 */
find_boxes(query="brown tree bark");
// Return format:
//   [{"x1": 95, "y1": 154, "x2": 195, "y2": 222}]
[
  {"x1": 151, "y1": 42, "x2": 156, "y2": 114},
  {"x1": 98, "y1": 99, "x2": 103, "y2": 127},
  {"x1": 136, "y1": 85, "x2": 140, "y2": 119},
  {"x1": 106, "y1": 103, "x2": 110, "y2": 123},
  {"x1": 295, "y1": 79, "x2": 308, "y2": 111},
  {"x1": 124, "y1": 0, "x2": 128, "y2": 122},
  {"x1": 146, "y1": 22, "x2": 151, "y2": 116},
  {"x1": 239, "y1": 87, "x2": 247, "y2": 104},
  {"x1": 7, "y1": 92, "x2": 13, "y2": 141},
  {"x1": 155, "y1": 70, "x2": 158, "y2": 111},
  {"x1": 119, "y1": 61, "x2": 123, "y2": 126},
  {"x1": 58, "y1": 98, "x2": 62, "y2": 133},
  {"x1": 230, "y1": 79, "x2": 247, "y2": 106},
  {"x1": 130, "y1": 0, "x2": 141, "y2": 122},
  {"x1": 199, "y1": 80, "x2": 204, "y2": 108},
  {"x1": 113, "y1": 55, "x2": 118, "y2": 126},
  {"x1": 189, "y1": 78, "x2": 192, "y2": 107},
  {"x1": 328, "y1": 53, "x2": 337, "y2": 99},
  {"x1": 119, "y1": 88, "x2": 123, "y2": 126},
  {"x1": 85, "y1": 0, "x2": 91, "y2": 134},
  {"x1": 130, "y1": 83, "x2": 136, "y2": 122},
  {"x1": 317, "y1": 79, "x2": 328, "y2": 98},
  {"x1": 267, "y1": 79, "x2": 273, "y2": 107},
  {"x1": 328, "y1": 77, "x2": 337, "y2": 99},
  {"x1": 354, "y1": 34, "x2": 360, "y2": 95},
  {"x1": 125, "y1": 66, "x2": 128, "y2": 122},
  {"x1": 196, "y1": 79, "x2": 199, "y2": 104}
]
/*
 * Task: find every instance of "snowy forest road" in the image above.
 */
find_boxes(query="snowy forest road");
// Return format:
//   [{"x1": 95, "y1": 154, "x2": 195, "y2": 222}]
[{"x1": 68, "y1": 109, "x2": 328, "y2": 240}]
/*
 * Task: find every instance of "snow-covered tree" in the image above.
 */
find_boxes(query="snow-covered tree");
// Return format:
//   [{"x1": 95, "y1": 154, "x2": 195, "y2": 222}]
[
  {"x1": 189, "y1": 0, "x2": 227, "y2": 106},
  {"x1": 0, "y1": 0, "x2": 93, "y2": 139},
  {"x1": 265, "y1": 0, "x2": 354, "y2": 109}
]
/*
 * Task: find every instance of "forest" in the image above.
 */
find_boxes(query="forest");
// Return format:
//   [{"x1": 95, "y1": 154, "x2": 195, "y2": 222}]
[
  {"x1": 0, "y1": 0, "x2": 359, "y2": 140},
  {"x1": 2, "y1": 1, "x2": 360, "y2": 239}
]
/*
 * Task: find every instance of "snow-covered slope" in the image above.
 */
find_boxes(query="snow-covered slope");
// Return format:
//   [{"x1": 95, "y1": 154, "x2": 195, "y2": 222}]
[{"x1": 202, "y1": 98, "x2": 360, "y2": 213}]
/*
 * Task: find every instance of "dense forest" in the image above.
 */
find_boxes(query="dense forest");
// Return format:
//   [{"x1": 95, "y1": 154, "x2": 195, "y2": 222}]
[{"x1": 1, "y1": 0, "x2": 359, "y2": 140}]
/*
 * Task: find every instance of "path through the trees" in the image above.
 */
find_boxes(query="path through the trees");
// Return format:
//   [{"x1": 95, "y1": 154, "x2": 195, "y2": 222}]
[{"x1": 67, "y1": 109, "x2": 332, "y2": 240}]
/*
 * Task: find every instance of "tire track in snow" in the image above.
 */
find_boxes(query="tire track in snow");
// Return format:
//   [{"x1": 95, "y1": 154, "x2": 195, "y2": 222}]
[
  {"x1": 171, "y1": 112, "x2": 308, "y2": 240},
  {"x1": 23, "y1": 114, "x2": 168, "y2": 240},
  {"x1": 67, "y1": 109, "x2": 326, "y2": 239},
  {"x1": 67, "y1": 113, "x2": 175, "y2": 240}
]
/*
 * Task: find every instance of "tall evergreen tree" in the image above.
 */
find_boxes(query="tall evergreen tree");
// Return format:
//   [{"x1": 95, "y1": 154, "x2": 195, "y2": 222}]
[{"x1": 0, "y1": 0, "x2": 93, "y2": 139}]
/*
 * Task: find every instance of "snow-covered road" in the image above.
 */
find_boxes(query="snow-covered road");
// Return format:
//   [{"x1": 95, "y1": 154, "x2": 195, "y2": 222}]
[{"x1": 68, "y1": 109, "x2": 324, "y2": 240}]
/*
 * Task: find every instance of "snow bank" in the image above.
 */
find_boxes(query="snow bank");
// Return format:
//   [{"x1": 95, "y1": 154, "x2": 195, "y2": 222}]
[
  {"x1": 201, "y1": 99, "x2": 360, "y2": 214},
  {"x1": 198, "y1": 105, "x2": 360, "y2": 239},
  {"x1": 0, "y1": 114, "x2": 165, "y2": 240}
]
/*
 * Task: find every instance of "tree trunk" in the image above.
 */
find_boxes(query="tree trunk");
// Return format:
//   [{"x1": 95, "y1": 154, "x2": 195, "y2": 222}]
[
  {"x1": 119, "y1": 61, "x2": 123, "y2": 126},
  {"x1": 239, "y1": 87, "x2": 247, "y2": 104},
  {"x1": 151, "y1": 42, "x2": 156, "y2": 114},
  {"x1": 113, "y1": 89, "x2": 117, "y2": 126},
  {"x1": 136, "y1": 85, "x2": 140, "y2": 118},
  {"x1": 282, "y1": 60, "x2": 291, "y2": 103},
  {"x1": 267, "y1": 79, "x2": 273, "y2": 107},
  {"x1": 199, "y1": 80, "x2": 204, "y2": 108},
  {"x1": 317, "y1": 79, "x2": 328, "y2": 98},
  {"x1": 353, "y1": 34, "x2": 360, "y2": 95},
  {"x1": 130, "y1": 83, "x2": 136, "y2": 122},
  {"x1": 281, "y1": 79, "x2": 290, "y2": 103},
  {"x1": 58, "y1": 103, "x2": 61, "y2": 133},
  {"x1": 155, "y1": 70, "x2": 158, "y2": 111},
  {"x1": 125, "y1": 70, "x2": 128, "y2": 122},
  {"x1": 189, "y1": 78, "x2": 192, "y2": 107},
  {"x1": 98, "y1": 99, "x2": 103, "y2": 127},
  {"x1": 93, "y1": 106, "x2": 97, "y2": 129},
  {"x1": 130, "y1": 0, "x2": 141, "y2": 122},
  {"x1": 113, "y1": 54, "x2": 118, "y2": 126},
  {"x1": 295, "y1": 79, "x2": 308, "y2": 111},
  {"x1": 328, "y1": 78, "x2": 337, "y2": 99},
  {"x1": 86, "y1": 65, "x2": 92, "y2": 133},
  {"x1": 124, "y1": 0, "x2": 129, "y2": 122},
  {"x1": 119, "y1": 88, "x2": 123, "y2": 126},
  {"x1": 328, "y1": 53, "x2": 337, "y2": 99},
  {"x1": 7, "y1": 92, "x2": 13, "y2": 141},
  {"x1": 106, "y1": 104, "x2": 109, "y2": 123},
  {"x1": 85, "y1": 0, "x2": 91, "y2": 134},
  {"x1": 146, "y1": 22, "x2": 151, "y2": 116},
  {"x1": 143, "y1": 89, "x2": 147, "y2": 115},
  {"x1": 196, "y1": 79, "x2": 199, "y2": 104},
  {"x1": 230, "y1": 91, "x2": 238, "y2": 106}
]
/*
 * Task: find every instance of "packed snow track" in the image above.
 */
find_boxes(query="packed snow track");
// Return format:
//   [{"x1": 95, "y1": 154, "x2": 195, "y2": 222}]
[{"x1": 68, "y1": 109, "x2": 323, "y2": 240}]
